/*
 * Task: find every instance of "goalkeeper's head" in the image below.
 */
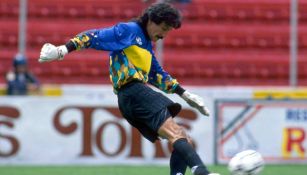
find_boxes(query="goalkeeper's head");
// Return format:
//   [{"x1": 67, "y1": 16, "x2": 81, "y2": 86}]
[{"x1": 137, "y1": 2, "x2": 182, "y2": 42}]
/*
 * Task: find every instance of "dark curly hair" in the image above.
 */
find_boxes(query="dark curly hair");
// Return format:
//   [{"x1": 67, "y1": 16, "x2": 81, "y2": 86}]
[{"x1": 138, "y1": 2, "x2": 182, "y2": 29}]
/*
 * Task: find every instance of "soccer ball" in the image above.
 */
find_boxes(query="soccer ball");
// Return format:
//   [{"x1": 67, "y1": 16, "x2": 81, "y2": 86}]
[{"x1": 228, "y1": 150, "x2": 264, "y2": 175}]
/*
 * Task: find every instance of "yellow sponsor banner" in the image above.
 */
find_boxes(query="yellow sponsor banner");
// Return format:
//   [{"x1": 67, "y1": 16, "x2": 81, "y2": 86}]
[
  {"x1": 41, "y1": 85, "x2": 62, "y2": 96},
  {"x1": 0, "y1": 85, "x2": 62, "y2": 96},
  {"x1": 0, "y1": 84, "x2": 5, "y2": 95},
  {"x1": 253, "y1": 89, "x2": 307, "y2": 99}
]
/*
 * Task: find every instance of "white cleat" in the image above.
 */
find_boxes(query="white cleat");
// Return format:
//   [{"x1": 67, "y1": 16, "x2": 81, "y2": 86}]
[{"x1": 208, "y1": 173, "x2": 221, "y2": 175}]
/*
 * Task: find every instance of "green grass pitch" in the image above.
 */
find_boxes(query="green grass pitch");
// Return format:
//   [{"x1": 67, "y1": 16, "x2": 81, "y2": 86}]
[{"x1": 0, "y1": 164, "x2": 306, "y2": 175}]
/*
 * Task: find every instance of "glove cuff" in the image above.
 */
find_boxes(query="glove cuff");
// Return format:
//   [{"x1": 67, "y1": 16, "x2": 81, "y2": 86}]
[
  {"x1": 181, "y1": 90, "x2": 191, "y2": 101},
  {"x1": 57, "y1": 45, "x2": 68, "y2": 59}
]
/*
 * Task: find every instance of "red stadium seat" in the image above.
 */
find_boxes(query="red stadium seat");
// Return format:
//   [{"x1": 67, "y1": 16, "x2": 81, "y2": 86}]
[
  {"x1": 26, "y1": 0, "x2": 144, "y2": 20},
  {"x1": 1, "y1": 0, "x2": 307, "y2": 85}
]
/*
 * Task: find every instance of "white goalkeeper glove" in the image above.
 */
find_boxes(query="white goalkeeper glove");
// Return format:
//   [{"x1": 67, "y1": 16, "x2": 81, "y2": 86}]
[
  {"x1": 39, "y1": 43, "x2": 68, "y2": 63},
  {"x1": 181, "y1": 91, "x2": 210, "y2": 116}
]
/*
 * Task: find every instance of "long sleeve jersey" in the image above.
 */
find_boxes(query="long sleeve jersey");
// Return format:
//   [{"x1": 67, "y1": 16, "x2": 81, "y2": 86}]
[{"x1": 69, "y1": 21, "x2": 179, "y2": 94}]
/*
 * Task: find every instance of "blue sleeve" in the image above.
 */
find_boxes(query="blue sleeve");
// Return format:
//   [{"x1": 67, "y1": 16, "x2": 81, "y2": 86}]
[
  {"x1": 70, "y1": 23, "x2": 136, "y2": 51},
  {"x1": 148, "y1": 54, "x2": 179, "y2": 94}
]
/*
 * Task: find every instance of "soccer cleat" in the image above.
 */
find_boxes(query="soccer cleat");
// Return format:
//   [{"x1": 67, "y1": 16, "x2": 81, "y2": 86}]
[{"x1": 208, "y1": 173, "x2": 220, "y2": 175}]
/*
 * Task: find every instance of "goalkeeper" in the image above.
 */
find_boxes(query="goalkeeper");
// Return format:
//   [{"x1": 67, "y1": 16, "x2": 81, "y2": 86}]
[{"x1": 39, "y1": 2, "x2": 218, "y2": 175}]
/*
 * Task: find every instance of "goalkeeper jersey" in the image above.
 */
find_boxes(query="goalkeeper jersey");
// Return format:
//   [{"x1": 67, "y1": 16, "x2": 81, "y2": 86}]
[{"x1": 69, "y1": 21, "x2": 179, "y2": 94}]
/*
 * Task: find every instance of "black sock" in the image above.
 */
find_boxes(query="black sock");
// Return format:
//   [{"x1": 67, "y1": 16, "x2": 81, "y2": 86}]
[
  {"x1": 173, "y1": 138, "x2": 210, "y2": 175},
  {"x1": 170, "y1": 149, "x2": 187, "y2": 175}
]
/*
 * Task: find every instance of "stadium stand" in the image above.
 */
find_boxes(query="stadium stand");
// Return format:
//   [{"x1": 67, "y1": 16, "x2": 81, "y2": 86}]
[{"x1": 0, "y1": 0, "x2": 307, "y2": 85}]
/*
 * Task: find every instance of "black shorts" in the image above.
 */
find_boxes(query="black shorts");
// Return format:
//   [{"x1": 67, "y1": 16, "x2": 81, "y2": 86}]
[{"x1": 117, "y1": 81, "x2": 181, "y2": 142}]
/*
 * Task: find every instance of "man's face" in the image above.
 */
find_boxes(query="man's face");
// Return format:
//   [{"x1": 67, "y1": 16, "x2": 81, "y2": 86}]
[{"x1": 146, "y1": 20, "x2": 173, "y2": 42}]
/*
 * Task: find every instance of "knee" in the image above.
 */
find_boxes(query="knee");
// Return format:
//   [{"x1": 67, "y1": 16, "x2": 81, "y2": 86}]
[
  {"x1": 157, "y1": 117, "x2": 188, "y2": 144},
  {"x1": 169, "y1": 127, "x2": 188, "y2": 144}
]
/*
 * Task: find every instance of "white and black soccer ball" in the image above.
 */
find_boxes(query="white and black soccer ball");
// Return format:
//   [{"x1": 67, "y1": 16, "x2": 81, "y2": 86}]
[{"x1": 228, "y1": 150, "x2": 264, "y2": 175}]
